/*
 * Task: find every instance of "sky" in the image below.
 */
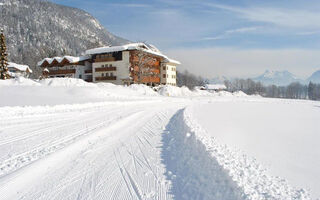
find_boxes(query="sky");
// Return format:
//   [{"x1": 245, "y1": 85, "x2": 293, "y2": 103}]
[{"x1": 50, "y1": 0, "x2": 320, "y2": 79}]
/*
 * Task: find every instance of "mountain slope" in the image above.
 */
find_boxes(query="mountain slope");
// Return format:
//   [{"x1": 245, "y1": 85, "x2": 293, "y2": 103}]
[
  {"x1": 253, "y1": 70, "x2": 303, "y2": 86},
  {"x1": 307, "y1": 70, "x2": 320, "y2": 83},
  {"x1": 0, "y1": 0, "x2": 129, "y2": 77}
]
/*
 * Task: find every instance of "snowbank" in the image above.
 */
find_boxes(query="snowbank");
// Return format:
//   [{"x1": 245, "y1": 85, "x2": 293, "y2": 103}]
[
  {"x1": 163, "y1": 108, "x2": 310, "y2": 199},
  {"x1": 0, "y1": 78, "x2": 258, "y2": 107},
  {"x1": 188, "y1": 100, "x2": 320, "y2": 199},
  {"x1": 158, "y1": 85, "x2": 197, "y2": 96},
  {"x1": 0, "y1": 77, "x2": 40, "y2": 86},
  {"x1": 39, "y1": 78, "x2": 96, "y2": 87},
  {"x1": 0, "y1": 78, "x2": 160, "y2": 107}
]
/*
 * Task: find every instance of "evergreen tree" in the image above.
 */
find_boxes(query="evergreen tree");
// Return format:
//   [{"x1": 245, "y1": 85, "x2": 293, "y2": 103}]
[{"x1": 0, "y1": 29, "x2": 10, "y2": 79}]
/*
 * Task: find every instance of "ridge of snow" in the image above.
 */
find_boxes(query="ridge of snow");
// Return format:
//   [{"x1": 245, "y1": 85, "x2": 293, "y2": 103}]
[{"x1": 182, "y1": 108, "x2": 310, "y2": 199}]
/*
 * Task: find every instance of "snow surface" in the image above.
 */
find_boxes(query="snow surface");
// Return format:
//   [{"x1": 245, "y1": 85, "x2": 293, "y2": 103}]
[
  {"x1": 188, "y1": 99, "x2": 320, "y2": 199},
  {"x1": 0, "y1": 77, "x2": 319, "y2": 200}
]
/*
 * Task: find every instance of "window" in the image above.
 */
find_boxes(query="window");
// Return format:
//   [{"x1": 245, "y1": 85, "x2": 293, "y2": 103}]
[
  {"x1": 163, "y1": 66, "x2": 166, "y2": 70},
  {"x1": 106, "y1": 73, "x2": 109, "y2": 76},
  {"x1": 167, "y1": 74, "x2": 169, "y2": 78},
  {"x1": 110, "y1": 72, "x2": 113, "y2": 76},
  {"x1": 101, "y1": 73, "x2": 104, "y2": 77},
  {"x1": 79, "y1": 74, "x2": 82, "y2": 79},
  {"x1": 163, "y1": 74, "x2": 166, "y2": 78}
]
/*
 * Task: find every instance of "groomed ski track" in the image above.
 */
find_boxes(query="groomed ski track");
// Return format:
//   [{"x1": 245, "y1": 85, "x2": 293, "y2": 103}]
[
  {"x1": 0, "y1": 100, "x2": 241, "y2": 200},
  {"x1": 0, "y1": 99, "x2": 311, "y2": 200}
]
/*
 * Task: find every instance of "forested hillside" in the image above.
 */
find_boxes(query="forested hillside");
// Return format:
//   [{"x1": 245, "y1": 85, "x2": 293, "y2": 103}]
[{"x1": 0, "y1": 0, "x2": 129, "y2": 77}]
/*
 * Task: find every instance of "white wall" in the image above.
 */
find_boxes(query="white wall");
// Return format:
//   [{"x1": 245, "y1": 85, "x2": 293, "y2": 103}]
[
  {"x1": 160, "y1": 62, "x2": 177, "y2": 86},
  {"x1": 92, "y1": 51, "x2": 130, "y2": 84}
]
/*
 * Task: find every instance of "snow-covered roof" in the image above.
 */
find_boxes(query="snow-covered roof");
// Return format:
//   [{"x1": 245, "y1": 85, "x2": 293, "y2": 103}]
[
  {"x1": 204, "y1": 84, "x2": 226, "y2": 90},
  {"x1": 37, "y1": 55, "x2": 90, "y2": 67},
  {"x1": 85, "y1": 43, "x2": 149, "y2": 55},
  {"x1": 165, "y1": 58, "x2": 181, "y2": 65},
  {"x1": 7, "y1": 62, "x2": 32, "y2": 73},
  {"x1": 86, "y1": 43, "x2": 181, "y2": 65}
]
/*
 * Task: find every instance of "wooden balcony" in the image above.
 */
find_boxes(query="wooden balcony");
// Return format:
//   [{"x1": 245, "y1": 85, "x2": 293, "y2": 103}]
[
  {"x1": 95, "y1": 67, "x2": 116, "y2": 72},
  {"x1": 48, "y1": 69, "x2": 75, "y2": 75},
  {"x1": 85, "y1": 69, "x2": 92, "y2": 74},
  {"x1": 94, "y1": 57, "x2": 116, "y2": 62},
  {"x1": 95, "y1": 76, "x2": 116, "y2": 81},
  {"x1": 141, "y1": 76, "x2": 160, "y2": 83},
  {"x1": 85, "y1": 78, "x2": 93, "y2": 82}
]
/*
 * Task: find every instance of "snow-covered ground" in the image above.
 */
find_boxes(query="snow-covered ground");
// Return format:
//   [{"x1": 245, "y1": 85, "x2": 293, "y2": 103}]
[{"x1": 0, "y1": 78, "x2": 319, "y2": 200}]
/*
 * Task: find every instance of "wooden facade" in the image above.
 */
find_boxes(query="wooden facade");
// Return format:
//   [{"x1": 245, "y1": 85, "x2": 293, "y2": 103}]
[
  {"x1": 95, "y1": 76, "x2": 117, "y2": 81},
  {"x1": 48, "y1": 69, "x2": 76, "y2": 75},
  {"x1": 129, "y1": 50, "x2": 161, "y2": 86},
  {"x1": 95, "y1": 66, "x2": 117, "y2": 72}
]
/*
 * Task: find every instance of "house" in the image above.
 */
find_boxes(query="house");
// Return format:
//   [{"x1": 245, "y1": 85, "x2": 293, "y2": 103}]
[
  {"x1": 201, "y1": 84, "x2": 227, "y2": 92},
  {"x1": 37, "y1": 43, "x2": 180, "y2": 86},
  {"x1": 7, "y1": 62, "x2": 32, "y2": 78},
  {"x1": 37, "y1": 55, "x2": 92, "y2": 81}
]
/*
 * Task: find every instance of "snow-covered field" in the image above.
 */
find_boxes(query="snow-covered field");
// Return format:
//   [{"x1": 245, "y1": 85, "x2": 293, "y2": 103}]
[{"x1": 0, "y1": 78, "x2": 319, "y2": 200}]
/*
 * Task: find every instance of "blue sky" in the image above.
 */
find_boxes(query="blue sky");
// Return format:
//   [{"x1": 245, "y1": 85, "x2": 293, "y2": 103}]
[{"x1": 51, "y1": 0, "x2": 320, "y2": 78}]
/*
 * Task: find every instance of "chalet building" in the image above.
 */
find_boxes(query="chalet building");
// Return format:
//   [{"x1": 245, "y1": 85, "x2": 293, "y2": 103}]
[
  {"x1": 38, "y1": 43, "x2": 180, "y2": 86},
  {"x1": 38, "y1": 55, "x2": 92, "y2": 81},
  {"x1": 7, "y1": 62, "x2": 32, "y2": 78}
]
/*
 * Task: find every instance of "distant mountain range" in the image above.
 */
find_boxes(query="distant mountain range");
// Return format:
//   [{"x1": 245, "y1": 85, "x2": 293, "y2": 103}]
[
  {"x1": 253, "y1": 70, "x2": 303, "y2": 86},
  {"x1": 209, "y1": 70, "x2": 320, "y2": 86},
  {"x1": 0, "y1": 0, "x2": 129, "y2": 77},
  {"x1": 307, "y1": 70, "x2": 320, "y2": 83}
]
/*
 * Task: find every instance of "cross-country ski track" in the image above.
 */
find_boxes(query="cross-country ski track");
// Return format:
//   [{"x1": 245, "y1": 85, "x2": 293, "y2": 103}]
[{"x1": 0, "y1": 96, "x2": 318, "y2": 199}]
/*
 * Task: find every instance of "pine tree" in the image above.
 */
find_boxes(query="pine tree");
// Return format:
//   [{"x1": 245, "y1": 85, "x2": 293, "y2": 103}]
[{"x1": 0, "y1": 29, "x2": 10, "y2": 79}]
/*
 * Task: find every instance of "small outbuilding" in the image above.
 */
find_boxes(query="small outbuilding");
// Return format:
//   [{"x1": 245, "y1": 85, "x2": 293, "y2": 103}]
[
  {"x1": 200, "y1": 84, "x2": 227, "y2": 92},
  {"x1": 7, "y1": 62, "x2": 32, "y2": 78}
]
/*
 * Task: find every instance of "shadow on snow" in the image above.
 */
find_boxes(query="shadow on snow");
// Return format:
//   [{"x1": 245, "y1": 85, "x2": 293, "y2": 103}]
[{"x1": 161, "y1": 109, "x2": 246, "y2": 200}]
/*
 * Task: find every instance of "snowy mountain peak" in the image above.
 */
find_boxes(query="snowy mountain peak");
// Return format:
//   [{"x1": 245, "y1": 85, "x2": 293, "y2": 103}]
[
  {"x1": 261, "y1": 70, "x2": 296, "y2": 79},
  {"x1": 254, "y1": 70, "x2": 302, "y2": 86},
  {"x1": 307, "y1": 70, "x2": 320, "y2": 83}
]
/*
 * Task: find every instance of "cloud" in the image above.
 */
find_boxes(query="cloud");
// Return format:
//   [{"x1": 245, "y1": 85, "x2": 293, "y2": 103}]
[
  {"x1": 166, "y1": 48, "x2": 320, "y2": 78},
  {"x1": 109, "y1": 3, "x2": 152, "y2": 8},
  {"x1": 296, "y1": 31, "x2": 320, "y2": 36},
  {"x1": 202, "y1": 26, "x2": 261, "y2": 41},
  {"x1": 201, "y1": 36, "x2": 225, "y2": 41},
  {"x1": 225, "y1": 26, "x2": 261, "y2": 34},
  {"x1": 209, "y1": 4, "x2": 320, "y2": 29}
]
